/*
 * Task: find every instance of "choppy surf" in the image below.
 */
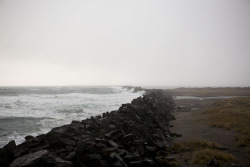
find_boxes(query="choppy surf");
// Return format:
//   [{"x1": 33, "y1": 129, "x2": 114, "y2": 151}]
[{"x1": 0, "y1": 86, "x2": 144, "y2": 147}]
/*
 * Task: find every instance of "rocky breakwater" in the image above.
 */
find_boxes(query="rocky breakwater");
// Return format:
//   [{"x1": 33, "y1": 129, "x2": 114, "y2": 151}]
[{"x1": 0, "y1": 89, "x2": 175, "y2": 167}]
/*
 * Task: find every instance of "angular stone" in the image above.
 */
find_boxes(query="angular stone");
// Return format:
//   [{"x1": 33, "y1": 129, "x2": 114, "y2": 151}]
[
  {"x1": 109, "y1": 124, "x2": 116, "y2": 129},
  {"x1": 156, "y1": 150, "x2": 168, "y2": 156},
  {"x1": 130, "y1": 160, "x2": 142, "y2": 166},
  {"x1": 3, "y1": 140, "x2": 16, "y2": 153},
  {"x1": 52, "y1": 157, "x2": 72, "y2": 167},
  {"x1": 102, "y1": 147, "x2": 117, "y2": 153},
  {"x1": 66, "y1": 146, "x2": 74, "y2": 152},
  {"x1": 130, "y1": 159, "x2": 155, "y2": 167},
  {"x1": 25, "y1": 135, "x2": 35, "y2": 141},
  {"x1": 142, "y1": 159, "x2": 155, "y2": 165},
  {"x1": 0, "y1": 148, "x2": 8, "y2": 167},
  {"x1": 82, "y1": 153, "x2": 102, "y2": 162},
  {"x1": 10, "y1": 150, "x2": 48, "y2": 167},
  {"x1": 122, "y1": 134, "x2": 135, "y2": 143},
  {"x1": 104, "y1": 130, "x2": 122, "y2": 140},
  {"x1": 154, "y1": 140, "x2": 169, "y2": 148},
  {"x1": 51, "y1": 125, "x2": 75, "y2": 134},
  {"x1": 170, "y1": 133, "x2": 182, "y2": 138},
  {"x1": 145, "y1": 146, "x2": 157, "y2": 152},
  {"x1": 14, "y1": 149, "x2": 25, "y2": 157},
  {"x1": 123, "y1": 153, "x2": 138, "y2": 161},
  {"x1": 206, "y1": 158, "x2": 218, "y2": 166},
  {"x1": 133, "y1": 140, "x2": 145, "y2": 155},
  {"x1": 40, "y1": 154, "x2": 72, "y2": 167},
  {"x1": 108, "y1": 140, "x2": 118, "y2": 147},
  {"x1": 110, "y1": 152, "x2": 128, "y2": 167},
  {"x1": 49, "y1": 136, "x2": 76, "y2": 148},
  {"x1": 66, "y1": 152, "x2": 75, "y2": 160},
  {"x1": 135, "y1": 109, "x2": 146, "y2": 117},
  {"x1": 91, "y1": 160, "x2": 109, "y2": 167},
  {"x1": 112, "y1": 161, "x2": 123, "y2": 167},
  {"x1": 96, "y1": 142, "x2": 107, "y2": 148},
  {"x1": 164, "y1": 156, "x2": 175, "y2": 161}
]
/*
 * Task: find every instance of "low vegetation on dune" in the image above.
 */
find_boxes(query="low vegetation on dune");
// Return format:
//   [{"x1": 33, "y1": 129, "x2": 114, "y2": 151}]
[
  {"x1": 170, "y1": 87, "x2": 250, "y2": 97},
  {"x1": 203, "y1": 97, "x2": 250, "y2": 148},
  {"x1": 170, "y1": 140, "x2": 236, "y2": 165},
  {"x1": 192, "y1": 148, "x2": 235, "y2": 164},
  {"x1": 171, "y1": 140, "x2": 223, "y2": 152}
]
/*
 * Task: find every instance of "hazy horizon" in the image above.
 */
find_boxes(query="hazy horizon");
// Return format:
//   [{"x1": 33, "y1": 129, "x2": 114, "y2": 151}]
[{"x1": 1, "y1": 0, "x2": 249, "y2": 87}]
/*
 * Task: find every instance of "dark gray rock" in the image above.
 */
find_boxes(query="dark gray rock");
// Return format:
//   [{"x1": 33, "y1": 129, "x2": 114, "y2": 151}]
[
  {"x1": 123, "y1": 153, "x2": 139, "y2": 162},
  {"x1": 102, "y1": 147, "x2": 117, "y2": 153},
  {"x1": 9, "y1": 150, "x2": 48, "y2": 167},
  {"x1": 82, "y1": 153, "x2": 102, "y2": 162},
  {"x1": 0, "y1": 141, "x2": 17, "y2": 167},
  {"x1": 122, "y1": 134, "x2": 135, "y2": 143},
  {"x1": 0, "y1": 148, "x2": 8, "y2": 167},
  {"x1": 51, "y1": 125, "x2": 75, "y2": 134},
  {"x1": 206, "y1": 158, "x2": 218, "y2": 167},
  {"x1": 130, "y1": 159, "x2": 155, "y2": 167},
  {"x1": 3, "y1": 140, "x2": 16, "y2": 153},
  {"x1": 170, "y1": 133, "x2": 182, "y2": 138},
  {"x1": 154, "y1": 140, "x2": 170, "y2": 148},
  {"x1": 132, "y1": 140, "x2": 145, "y2": 156},
  {"x1": 104, "y1": 130, "x2": 123, "y2": 140},
  {"x1": 109, "y1": 124, "x2": 117, "y2": 129},
  {"x1": 25, "y1": 135, "x2": 35, "y2": 141},
  {"x1": 145, "y1": 146, "x2": 157, "y2": 152},
  {"x1": 66, "y1": 152, "x2": 75, "y2": 160},
  {"x1": 39, "y1": 154, "x2": 72, "y2": 167},
  {"x1": 108, "y1": 140, "x2": 118, "y2": 147},
  {"x1": 110, "y1": 152, "x2": 128, "y2": 167},
  {"x1": 164, "y1": 156, "x2": 175, "y2": 161},
  {"x1": 93, "y1": 160, "x2": 109, "y2": 167},
  {"x1": 50, "y1": 157, "x2": 72, "y2": 167},
  {"x1": 130, "y1": 160, "x2": 142, "y2": 166},
  {"x1": 112, "y1": 161, "x2": 124, "y2": 167},
  {"x1": 49, "y1": 136, "x2": 76, "y2": 148},
  {"x1": 96, "y1": 142, "x2": 107, "y2": 148}
]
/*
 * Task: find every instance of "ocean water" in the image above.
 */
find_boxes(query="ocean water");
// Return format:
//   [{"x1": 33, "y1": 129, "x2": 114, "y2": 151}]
[{"x1": 0, "y1": 86, "x2": 144, "y2": 147}]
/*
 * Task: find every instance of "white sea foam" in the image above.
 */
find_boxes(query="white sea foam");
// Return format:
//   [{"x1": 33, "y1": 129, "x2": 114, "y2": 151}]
[{"x1": 0, "y1": 86, "x2": 144, "y2": 147}]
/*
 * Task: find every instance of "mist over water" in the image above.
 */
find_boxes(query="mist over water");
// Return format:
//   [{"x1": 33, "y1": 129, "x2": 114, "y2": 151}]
[{"x1": 0, "y1": 86, "x2": 144, "y2": 147}]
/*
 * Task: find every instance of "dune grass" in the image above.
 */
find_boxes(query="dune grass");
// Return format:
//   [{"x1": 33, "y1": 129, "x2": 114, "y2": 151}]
[
  {"x1": 203, "y1": 97, "x2": 250, "y2": 148},
  {"x1": 192, "y1": 148, "x2": 235, "y2": 164},
  {"x1": 170, "y1": 140, "x2": 236, "y2": 165},
  {"x1": 170, "y1": 140, "x2": 223, "y2": 153}
]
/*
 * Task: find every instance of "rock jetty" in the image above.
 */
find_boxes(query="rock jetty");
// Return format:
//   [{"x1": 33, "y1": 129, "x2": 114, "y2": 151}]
[{"x1": 0, "y1": 89, "x2": 176, "y2": 167}]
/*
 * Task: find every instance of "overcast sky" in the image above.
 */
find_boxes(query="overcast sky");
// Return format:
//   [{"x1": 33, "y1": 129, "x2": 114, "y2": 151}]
[{"x1": 0, "y1": 0, "x2": 249, "y2": 87}]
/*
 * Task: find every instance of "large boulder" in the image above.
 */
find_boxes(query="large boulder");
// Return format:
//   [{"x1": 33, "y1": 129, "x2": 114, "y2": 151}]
[{"x1": 10, "y1": 150, "x2": 49, "y2": 167}]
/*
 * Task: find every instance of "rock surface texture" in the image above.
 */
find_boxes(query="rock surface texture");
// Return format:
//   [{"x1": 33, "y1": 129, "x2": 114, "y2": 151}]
[{"x1": 0, "y1": 89, "x2": 175, "y2": 167}]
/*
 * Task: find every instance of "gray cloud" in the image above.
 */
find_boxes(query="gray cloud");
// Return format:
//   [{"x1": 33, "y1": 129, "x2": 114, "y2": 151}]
[{"x1": 0, "y1": 0, "x2": 249, "y2": 86}]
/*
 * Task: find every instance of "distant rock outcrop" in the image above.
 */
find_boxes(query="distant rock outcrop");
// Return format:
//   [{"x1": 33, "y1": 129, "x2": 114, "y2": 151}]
[
  {"x1": 0, "y1": 89, "x2": 175, "y2": 167},
  {"x1": 122, "y1": 86, "x2": 144, "y2": 93}
]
